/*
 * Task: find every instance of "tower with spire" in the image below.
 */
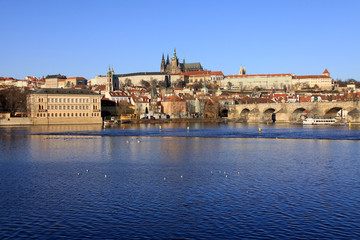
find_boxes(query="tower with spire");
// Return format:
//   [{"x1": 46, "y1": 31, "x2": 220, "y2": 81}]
[
  {"x1": 160, "y1": 48, "x2": 203, "y2": 74},
  {"x1": 161, "y1": 53, "x2": 166, "y2": 72},
  {"x1": 170, "y1": 48, "x2": 181, "y2": 74},
  {"x1": 106, "y1": 65, "x2": 114, "y2": 92},
  {"x1": 239, "y1": 66, "x2": 246, "y2": 75}
]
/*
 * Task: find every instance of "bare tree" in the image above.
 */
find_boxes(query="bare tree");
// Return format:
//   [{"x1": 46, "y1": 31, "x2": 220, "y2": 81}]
[
  {"x1": 124, "y1": 78, "x2": 132, "y2": 87},
  {"x1": 116, "y1": 102, "x2": 134, "y2": 115},
  {"x1": 174, "y1": 79, "x2": 186, "y2": 88},
  {"x1": 141, "y1": 80, "x2": 151, "y2": 91},
  {"x1": 0, "y1": 88, "x2": 29, "y2": 116}
]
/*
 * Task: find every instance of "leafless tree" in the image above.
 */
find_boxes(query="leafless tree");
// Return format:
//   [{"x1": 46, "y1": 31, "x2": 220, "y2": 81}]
[{"x1": 0, "y1": 88, "x2": 29, "y2": 116}]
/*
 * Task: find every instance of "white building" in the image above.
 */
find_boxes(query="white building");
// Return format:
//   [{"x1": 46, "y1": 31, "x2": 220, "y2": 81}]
[{"x1": 221, "y1": 68, "x2": 332, "y2": 90}]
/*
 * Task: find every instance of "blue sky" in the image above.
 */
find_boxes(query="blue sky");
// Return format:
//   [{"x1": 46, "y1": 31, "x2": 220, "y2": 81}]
[{"x1": 1, "y1": 0, "x2": 359, "y2": 80}]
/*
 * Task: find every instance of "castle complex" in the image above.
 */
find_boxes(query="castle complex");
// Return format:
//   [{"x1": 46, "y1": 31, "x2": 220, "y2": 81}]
[{"x1": 161, "y1": 49, "x2": 203, "y2": 74}]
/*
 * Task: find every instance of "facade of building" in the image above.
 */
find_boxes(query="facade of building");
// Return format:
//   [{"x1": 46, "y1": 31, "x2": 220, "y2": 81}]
[
  {"x1": 161, "y1": 95, "x2": 187, "y2": 118},
  {"x1": 223, "y1": 73, "x2": 293, "y2": 90},
  {"x1": 43, "y1": 74, "x2": 67, "y2": 88},
  {"x1": 90, "y1": 75, "x2": 108, "y2": 86},
  {"x1": 292, "y1": 69, "x2": 332, "y2": 90},
  {"x1": 116, "y1": 72, "x2": 168, "y2": 88},
  {"x1": 105, "y1": 90, "x2": 131, "y2": 103},
  {"x1": 161, "y1": 49, "x2": 203, "y2": 74},
  {"x1": 27, "y1": 88, "x2": 102, "y2": 125},
  {"x1": 181, "y1": 71, "x2": 224, "y2": 85},
  {"x1": 222, "y1": 68, "x2": 332, "y2": 90},
  {"x1": 130, "y1": 96, "x2": 150, "y2": 116}
]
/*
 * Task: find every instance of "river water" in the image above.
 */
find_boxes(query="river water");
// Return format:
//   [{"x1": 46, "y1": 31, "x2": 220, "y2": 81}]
[{"x1": 1, "y1": 123, "x2": 360, "y2": 239}]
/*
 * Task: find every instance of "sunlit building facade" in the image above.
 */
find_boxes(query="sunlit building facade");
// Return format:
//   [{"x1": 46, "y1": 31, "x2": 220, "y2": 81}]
[{"x1": 27, "y1": 88, "x2": 102, "y2": 125}]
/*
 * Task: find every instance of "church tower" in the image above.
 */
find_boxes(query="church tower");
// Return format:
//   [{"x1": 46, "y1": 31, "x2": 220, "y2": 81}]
[
  {"x1": 170, "y1": 48, "x2": 181, "y2": 74},
  {"x1": 106, "y1": 65, "x2": 114, "y2": 92},
  {"x1": 239, "y1": 66, "x2": 246, "y2": 75}
]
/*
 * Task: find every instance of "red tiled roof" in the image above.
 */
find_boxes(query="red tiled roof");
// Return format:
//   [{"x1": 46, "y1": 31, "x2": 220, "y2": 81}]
[
  {"x1": 210, "y1": 71, "x2": 224, "y2": 76},
  {"x1": 162, "y1": 95, "x2": 185, "y2": 102},
  {"x1": 293, "y1": 75, "x2": 331, "y2": 79},
  {"x1": 180, "y1": 71, "x2": 224, "y2": 76},
  {"x1": 109, "y1": 91, "x2": 129, "y2": 97},
  {"x1": 181, "y1": 71, "x2": 211, "y2": 76},
  {"x1": 323, "y1": 69, "x2": 329, "y2": 74},
  {"x1": 94, "y1": 85, "x2": 106, "y2": 91}
]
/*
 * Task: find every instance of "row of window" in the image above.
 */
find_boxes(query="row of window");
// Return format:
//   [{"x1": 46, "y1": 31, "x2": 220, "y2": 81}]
[
  {"x1": 36, "y1": 112, "x2": 100, "y2": 118},
  {"x1": 38, "y1": 98, "x2": 99, "y2": 103},
  {"x1": 38, "y1": 105, "x2": 100, "y2": 110}
]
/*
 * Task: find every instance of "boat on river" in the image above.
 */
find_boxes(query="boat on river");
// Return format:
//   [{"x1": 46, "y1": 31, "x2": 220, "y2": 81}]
[{"x1": 303, "y1": 117, "x2": 341, "y2": 125}]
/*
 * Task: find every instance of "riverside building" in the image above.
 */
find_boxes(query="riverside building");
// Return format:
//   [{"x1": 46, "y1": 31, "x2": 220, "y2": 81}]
[{"x1": 27, "y1": 88, "x2": 102, "y2": 125}]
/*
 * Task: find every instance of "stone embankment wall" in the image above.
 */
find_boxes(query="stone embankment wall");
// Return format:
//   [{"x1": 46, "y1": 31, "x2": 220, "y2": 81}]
[
  {"x1": 0, "y1": 117, "x2": 33, "y2": 126},
  {"x1": 0, "y1": 117, "x2": 102, "y2": 126}
]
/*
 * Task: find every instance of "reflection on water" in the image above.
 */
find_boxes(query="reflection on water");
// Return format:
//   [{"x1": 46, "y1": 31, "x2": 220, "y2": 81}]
[
  {"x1": 2, "y1": 122, "x2": 360, "y2": 140},
  {"x1": 0, "y1": 124, "x2": 360, "y2": 239}
]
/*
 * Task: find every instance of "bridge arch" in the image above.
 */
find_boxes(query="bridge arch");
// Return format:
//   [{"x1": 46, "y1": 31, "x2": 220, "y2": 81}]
[
  {"x1": 325, "y1": 107, "x2": 342, "y2": 117},
  {"x1": 291, "y1": 108, "x2": 307, "y2": 122},
  {"x1": 220, "y1": 108, "x2": 229, "y2": 118},
  {"x1": 239, "y1": 108, "x2": 250, "y2": 122},
  {"x1": 262, "y1": 108, "x2": 276, "y2": 122}
]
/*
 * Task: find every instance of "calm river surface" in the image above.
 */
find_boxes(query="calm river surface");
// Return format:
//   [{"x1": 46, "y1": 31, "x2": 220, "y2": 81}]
[{"x1": 1, "y1": 123, "x2": 360, "y2": 239}]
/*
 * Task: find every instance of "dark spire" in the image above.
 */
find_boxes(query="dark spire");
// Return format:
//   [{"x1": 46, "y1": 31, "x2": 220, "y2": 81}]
[{"x1": 166, "y1": 54, "x2": 170, "y2": 65}]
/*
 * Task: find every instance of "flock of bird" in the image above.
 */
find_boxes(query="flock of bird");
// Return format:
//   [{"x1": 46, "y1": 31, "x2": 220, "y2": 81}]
[{"x1": 76, "y1": 168, "x2": 242, "y2": 182}]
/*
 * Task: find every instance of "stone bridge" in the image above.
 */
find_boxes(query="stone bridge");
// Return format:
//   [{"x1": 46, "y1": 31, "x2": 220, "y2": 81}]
[{"x1": 227, "y1": 101, "x2": 360, "y2": 123}]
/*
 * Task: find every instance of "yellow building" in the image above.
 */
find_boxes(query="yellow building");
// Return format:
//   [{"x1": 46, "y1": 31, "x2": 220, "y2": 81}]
[{"x1": 27, "y1": 88, "x2": 102, "y2": 125}]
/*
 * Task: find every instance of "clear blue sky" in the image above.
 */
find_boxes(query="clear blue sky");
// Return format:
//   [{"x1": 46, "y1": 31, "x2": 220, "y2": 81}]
[{"x1": 1, "y1": 0, "x2": 359, "y2": 81}]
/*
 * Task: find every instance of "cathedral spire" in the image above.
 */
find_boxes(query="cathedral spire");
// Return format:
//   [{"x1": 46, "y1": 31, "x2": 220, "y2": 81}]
[
  {"x1": 161, "y1": 53, "x2": 166, "y2": 72},
  {"x1": 172, "y1": 48, "x2": 177, "y2": 60}
]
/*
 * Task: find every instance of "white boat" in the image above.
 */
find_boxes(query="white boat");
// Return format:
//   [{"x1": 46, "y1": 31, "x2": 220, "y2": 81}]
[{"x1": 303, "y1": 117, "x2": 339, "y2": 125}]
